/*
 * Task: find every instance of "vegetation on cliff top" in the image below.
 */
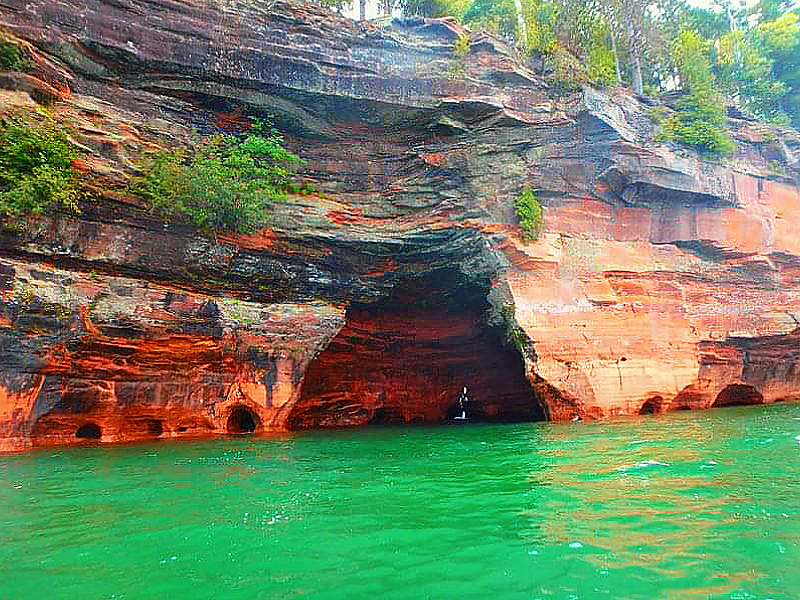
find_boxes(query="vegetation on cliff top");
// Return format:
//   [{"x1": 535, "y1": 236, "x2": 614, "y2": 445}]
[
  {"x1": 0, "y1": 112, "x2": 82, "y2": 217},
  {"x1": 397, "y1": 0, "x2": 800, "y2": 146},
  {"x1": 652, "y1": 30, "x2": 736, "y2": 154},
  {"x1": 131, "y1": 119, "x2": 305, "y2": 233}
]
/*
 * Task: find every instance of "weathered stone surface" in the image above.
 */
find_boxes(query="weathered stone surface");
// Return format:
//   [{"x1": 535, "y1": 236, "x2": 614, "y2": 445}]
[{"x1": 0, "y1": 0, "x2": 799, "y2": 449}]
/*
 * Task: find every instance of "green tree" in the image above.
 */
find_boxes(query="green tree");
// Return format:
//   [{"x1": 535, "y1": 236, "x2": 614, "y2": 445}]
[
  {"x1": 0, "y1": 113, "x2": 81, "y2": 217},
  {"x1": 754, "y1": 13, "x2": 800, "y2": 125},
  {"x1": 713, "y1": 13, "x2": 799, "y2": 124},
  {"x1": 132, "y1": 121, "x2": 303, "y2": 233},
  {"x1": 317, "y1": 0, "x2": 354, "y2": 12},
  {"x1": 662, "y1": 30, "x2": 735, "y2": 154},
  {"x1": 463, "y1": 0, "x2": 518, "y2": 39},
  {"x1": 400, "y1": 0, "x2": 470, "y2": 18}
]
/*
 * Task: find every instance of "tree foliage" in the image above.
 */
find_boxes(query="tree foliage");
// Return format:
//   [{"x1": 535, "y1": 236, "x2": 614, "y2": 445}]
[
  {"x1": 713, "y1": 13, "x2": 800, "y2": 125},
  {"x1": 400, "y1": 0, "x2": 470, "y2": 18},
  {"x1": 131, "y1": 120, "x2": 304, "y2": 233},
  {"x1": 652, "y1": 31, "x2": 736, "y2": 154},
  {"x1": 395, "y1": 0, "x2": 800, "y2": 147},
  {"x1": 0, "y1": 113, "x2": 82, "y2": 217}
]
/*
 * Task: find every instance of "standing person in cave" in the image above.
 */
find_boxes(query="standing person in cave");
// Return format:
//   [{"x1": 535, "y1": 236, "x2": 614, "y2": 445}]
[{"x1": 456, "y1": 386, "x2": 469, "y2": 420}]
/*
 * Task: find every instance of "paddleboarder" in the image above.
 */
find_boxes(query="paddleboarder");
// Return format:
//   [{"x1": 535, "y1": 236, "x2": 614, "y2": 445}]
[{"x1": 456, "y1": 386, "x2": 469, "y2": 420}]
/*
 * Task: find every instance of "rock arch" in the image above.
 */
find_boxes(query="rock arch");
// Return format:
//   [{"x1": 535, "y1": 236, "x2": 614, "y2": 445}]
[
  {"x1": 712, "y1": 384, "x2": 764, "y2": 407},
  {"x1": 226, "y1": 405, "x2": 259, "y2": 433},
  {"x1": 288, "y1": 269, "x2": 544, "y2": 429},
  {"x1": 639, "y1": 395, "x2": 663, "y2": 415},
  {"x1": 76, "y1": 422, "x2": 102, "y2": 439}
]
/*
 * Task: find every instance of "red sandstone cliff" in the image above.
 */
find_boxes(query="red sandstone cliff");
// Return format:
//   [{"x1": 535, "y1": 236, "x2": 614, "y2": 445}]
[{"x1": 0, "y1": 0, "x2": 799, "y2": 450}]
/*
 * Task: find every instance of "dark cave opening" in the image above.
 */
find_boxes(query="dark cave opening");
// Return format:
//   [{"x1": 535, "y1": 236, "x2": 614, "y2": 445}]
[
  {"x1": 124, "y1": 417, "x2": 165, "y2": 438},
  {"x1": 288, "y1": 269, "x2": 544, "y2": 429},
  {"x1": 146, "y1": 419, "x2": 164, "y2": 435},
  {"x1": 639, "y1": 396, "x2": 663, "y2": 415},
  {"x1": 76, "y1": 422, "x2": 102, "y2": 439},
  {"x1": 712, "y1": 384, "x2": 764, "y2": 407},
  {"x1": 227, "y1": 405, "x2": 258, "y2": 433}
]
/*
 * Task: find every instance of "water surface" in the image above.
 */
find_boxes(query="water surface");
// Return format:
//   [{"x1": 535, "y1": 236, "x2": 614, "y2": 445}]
[{"x1": 2, "y1": 404, "x2": 800, "y2": 599}]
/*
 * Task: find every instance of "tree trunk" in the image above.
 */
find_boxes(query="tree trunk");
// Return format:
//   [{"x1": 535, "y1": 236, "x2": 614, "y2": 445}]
[
  {"x1": 360, "y1": 0, "x2": 366, "y2": 21},
  {"x1": 610, "y1": 33, "x2": 622, "y2": 83},
  {"x1": 624, "y1": 19, "x2": 643, "y2": 95},
  {"x1": 511, "y1": 0, "x2": 527, "y2": 49},
  {"x1": 631, "y1": 52, "x2": 643, "y2": 95}
]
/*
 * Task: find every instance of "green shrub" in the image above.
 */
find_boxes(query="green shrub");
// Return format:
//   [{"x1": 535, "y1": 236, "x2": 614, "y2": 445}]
[
  {"x1": 0, "y1": 38, "x2": 32, "y2": 71},
  {"x1": 0, "y1": 113, "x2": 81, "y2": 216},
  {"x1": 513, "y1": 186, "x2": 542, "y2": 242},
  {"x1": 673, "y1": 95, "x2": 736, "y2": 154},
  {"x1": 449, "y1": 34, "x2": 470, "y2": 78},
  {"x1": 653, "y1": 96, "x2": 736, "y2": 155},
  {"x1": 583, "y1": 44, "x2": 616, "y2": 87},
  {"x1": 454, "y1": 34, "x2": 470, "y2": 58},
  {"x1": 132, "y1": 120, "x2": 302, "y2": 233},
  {"x1": 657, "y1": 30, "x2": 736, "y2": 156},
  {"x1": 542, "y1": 40, "x2": 615, "y2": 91}
]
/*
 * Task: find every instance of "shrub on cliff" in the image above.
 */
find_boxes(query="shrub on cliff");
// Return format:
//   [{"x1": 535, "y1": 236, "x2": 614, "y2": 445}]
[
  {"x1": 132, "y1": 120, "x2": 303, "y2": 234},
  {"x1": 0, "y1": 37, "x2": 32, "y2": 71},
  {"x1": 656, "y1": 95, "x2": 736, "y2": 155},
  {"x1": 653, "y1": 31, "x2": 736, "y2": 156},
  {"x1": 0, "y1": 113, "x2": 81, "y2": 217},
  {"x1": 513, "y1": 186, "x2": 542, "y2": 242}
]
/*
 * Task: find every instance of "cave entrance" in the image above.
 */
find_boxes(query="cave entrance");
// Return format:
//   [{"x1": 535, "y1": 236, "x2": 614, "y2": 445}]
[
  {"x1": 289, "y1": 269, "x2": 544, "y2": 429},
  {"x1": 227, "y1": 406, "x2": 258, "y2": 434},
  {"x1": 713, "y1": 384, "x2": 764, "y2": 407},
  {"x1": 76, "y1": 422, "x2": 102, "y2": 440},
  {"x1": 639, "y1": 396, "x2": 663, "y2": 415}
]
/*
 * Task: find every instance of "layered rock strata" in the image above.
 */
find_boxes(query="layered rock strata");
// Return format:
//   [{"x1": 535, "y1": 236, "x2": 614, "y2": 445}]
[{"x1": 0, "y1": 0, "x2": 799, "y2": 449}]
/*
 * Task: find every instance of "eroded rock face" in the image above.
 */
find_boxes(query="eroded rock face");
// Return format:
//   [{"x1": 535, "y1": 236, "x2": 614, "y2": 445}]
[
  {"x1": 0, "y1": 255, "x2": 345, "y2": 450},
  {"x1": 0, "y1": 0, "x2": 799, "y2": 449}
]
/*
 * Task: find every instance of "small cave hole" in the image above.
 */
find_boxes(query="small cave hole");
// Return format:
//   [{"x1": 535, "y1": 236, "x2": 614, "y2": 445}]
[
  {"x1": 146, "y1": 419, "x2": 163, "y2": 436},
  {"x1": 227, "y1": 406, "x2": 257, "y2": 434},
  {"x1": 76, "y1": 422, "x2": 102, "y2": 440},
  {"x1": 713, "y1": 384, "x2": 764, "y2": 408},
  {"x1": 639, "y1": 396, "x2": 663, "y2": 415},
  {"x1": 371, "y1": 406, "x2": 405, "y2": 425}
]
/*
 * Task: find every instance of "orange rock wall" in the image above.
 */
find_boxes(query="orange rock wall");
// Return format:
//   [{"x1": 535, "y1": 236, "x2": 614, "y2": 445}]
[
  {"x1": 503, "y1": 177, "x2": 800, "y2": 418},
  {"x1": 0, "y1": 257, "x2": 344, "y2": 451}
]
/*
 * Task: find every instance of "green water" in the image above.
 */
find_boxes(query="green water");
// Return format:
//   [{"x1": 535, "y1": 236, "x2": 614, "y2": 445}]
[{"x1": 2, "y1": 405, "x2": 800, "y2": 599}]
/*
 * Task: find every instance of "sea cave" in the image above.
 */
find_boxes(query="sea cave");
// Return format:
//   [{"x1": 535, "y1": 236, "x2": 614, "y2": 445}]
[{"x1": 288, "y1": 269, "x2": 545, "y2": 428}]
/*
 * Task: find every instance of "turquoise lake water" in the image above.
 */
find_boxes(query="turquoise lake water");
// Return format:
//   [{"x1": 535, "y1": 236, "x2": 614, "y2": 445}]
[{"x1": 1, "y1": 404, "x2": 799, "y2": 599}]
